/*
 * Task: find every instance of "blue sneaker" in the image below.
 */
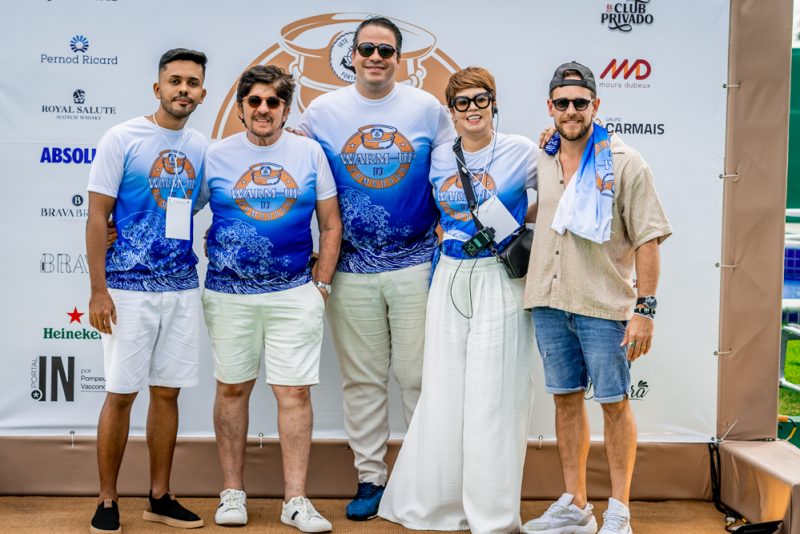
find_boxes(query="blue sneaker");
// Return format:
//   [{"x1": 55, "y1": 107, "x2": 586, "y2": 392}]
[{"x1": 345, "y1": 482, "x2": 384, "y2": 521}]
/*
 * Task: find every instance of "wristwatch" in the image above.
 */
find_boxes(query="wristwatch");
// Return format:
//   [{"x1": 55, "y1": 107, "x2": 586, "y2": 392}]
[
  {"x1": 315, "y1": 280, "x2": 332, "y2": 295},
  {"x1": 634, "y1": 295, "x2": 657, "y2": 319}
]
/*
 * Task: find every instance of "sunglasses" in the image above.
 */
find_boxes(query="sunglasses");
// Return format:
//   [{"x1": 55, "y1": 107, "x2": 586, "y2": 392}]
[
  {"x1": 450, "y1": 92, "x2": 493, "y2": 112},
  {"x1": 246, "y1": 95, "x2": 283, "y2": 109},
  {"x1": 551, "y1": 98, "x2": 593, "y2": 112},
  {"x1": 355, "y1": 42, "x2": 397, "y2": 59}
]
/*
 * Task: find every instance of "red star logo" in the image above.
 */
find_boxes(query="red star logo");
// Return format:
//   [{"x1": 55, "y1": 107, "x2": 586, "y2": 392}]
[{"x1": 67, "y1": 307, "x2": 84, "y2": 324}]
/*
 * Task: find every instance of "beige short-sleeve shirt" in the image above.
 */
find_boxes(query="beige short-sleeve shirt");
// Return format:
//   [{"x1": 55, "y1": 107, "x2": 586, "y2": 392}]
[{"x1": 524, "y1": 134, "x2": 672, "y2": 320}]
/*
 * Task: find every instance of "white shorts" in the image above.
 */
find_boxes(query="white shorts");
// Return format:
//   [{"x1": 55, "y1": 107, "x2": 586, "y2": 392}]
[
  {"x1": 202, "y1": 282, "x2": 325, "y2": 386},
  {"x1": 102, "y1": 288, "x2": 201, "y2": 394}
]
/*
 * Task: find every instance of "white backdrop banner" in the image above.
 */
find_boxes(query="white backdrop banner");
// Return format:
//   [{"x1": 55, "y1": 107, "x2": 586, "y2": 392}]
[{"x1": 0, "y1": 0, "x2": 728, "y2": 442}]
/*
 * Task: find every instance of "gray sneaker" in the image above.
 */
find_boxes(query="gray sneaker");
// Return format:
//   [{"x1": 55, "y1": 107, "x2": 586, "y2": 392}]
[
  {"x1": 598, "y1": 499, "x2": 632, "y2": 534},
  {"x1": 522, "y1": 493, "x2": 598, "y2": 534}
]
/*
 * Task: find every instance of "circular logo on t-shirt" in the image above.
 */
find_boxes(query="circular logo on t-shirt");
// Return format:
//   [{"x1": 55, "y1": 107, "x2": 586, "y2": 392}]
[
  {"x1": 437, "y1": 171, "x2": 497, "y2": 221},
  {"x1": 340, "y1": 124, "x2": 416, "y2": 189},
  {"x1": 148, "y1": 149, "x2": 197, "y2": 209},
  {"x1": 233, "y1": 162, "x2": 300, "y2": 221}
]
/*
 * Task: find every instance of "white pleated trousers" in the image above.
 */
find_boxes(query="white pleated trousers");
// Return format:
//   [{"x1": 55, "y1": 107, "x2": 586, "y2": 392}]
[{"x1": 378, "y1": 255, "x2": 535, "y2": 534}]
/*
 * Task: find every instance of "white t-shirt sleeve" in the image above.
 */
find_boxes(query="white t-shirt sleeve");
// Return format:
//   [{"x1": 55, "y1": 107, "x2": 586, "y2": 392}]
[
  {"x1": 526, "y1": 141, "x2": 539, "y2": 191},
  {"x1": 294, "y1": 105, "x2": 315, "y2": 139},
  {"x1": 87, "y1": 129, "x2": 125, "y2": 198},
  {"x1": 194, "y1": 153, "x2": 210, "y2": 212},
  {"x1": 314, "y1": 145, "x2": 337, "y2": 200},
  {"x1": 432, "y1": 103, "x2": 456, "y2": 149}
]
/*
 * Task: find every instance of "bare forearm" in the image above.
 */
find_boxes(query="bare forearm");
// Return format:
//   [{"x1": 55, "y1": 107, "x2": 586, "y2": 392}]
[
  {"x1": 635, "y1": 239, "x2": 660, "y2": 297},
  {"x1": 86, "y1": 215, "x2": 109, "y2": 292},
  {"x1": 315, "y1": 226, "x2": 341, "y2": 283}
]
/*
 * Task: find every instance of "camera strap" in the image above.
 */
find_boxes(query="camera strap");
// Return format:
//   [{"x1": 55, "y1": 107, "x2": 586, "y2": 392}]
[{"x1": 452, "y1": 136, "x2": 485, "y2": 231}]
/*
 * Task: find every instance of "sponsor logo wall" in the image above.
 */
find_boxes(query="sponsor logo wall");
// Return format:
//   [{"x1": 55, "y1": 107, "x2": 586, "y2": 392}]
[{"x1": 0, "y1": 0, "x2": 729, "y2": 442}]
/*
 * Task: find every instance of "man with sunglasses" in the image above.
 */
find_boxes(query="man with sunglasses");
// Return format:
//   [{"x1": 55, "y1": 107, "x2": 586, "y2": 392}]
[
  {"x1": 522, "y1": 62, "x2": 671, "y2": 534},
  {"x1": 202, "y1": 65, "x2": 341, "y2": 532},
  {"x1": 294, "y1": 16, "x2": 455, "y2": 521}
]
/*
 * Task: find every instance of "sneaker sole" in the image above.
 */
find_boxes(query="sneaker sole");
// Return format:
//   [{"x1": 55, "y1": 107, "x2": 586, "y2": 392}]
[
  {"x1": 214, "y1": 515, "x2": 247, "y2": 526},
  {"x1": 90, "y1": 526, "x2": 121, "y2": 534},
  {"x1": 522, "y1": 521, "x2": 598, "y2": 534},
  {"x1": 280, "y1": 515, "x2": 332, "y2": 533},
  {"x1": 142, "y1": 511, "x2": 204, "y2": 529}
]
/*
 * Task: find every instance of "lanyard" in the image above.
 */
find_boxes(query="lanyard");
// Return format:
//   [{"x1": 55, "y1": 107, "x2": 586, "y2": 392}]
[{"x1": 152, "y1": 114, "x2": 189, "y2": 200}]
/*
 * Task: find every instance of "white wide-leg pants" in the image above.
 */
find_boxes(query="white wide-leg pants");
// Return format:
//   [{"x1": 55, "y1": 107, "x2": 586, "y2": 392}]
[{"x1": 379, "y1": 255, "x2": 535, "y2": 534}]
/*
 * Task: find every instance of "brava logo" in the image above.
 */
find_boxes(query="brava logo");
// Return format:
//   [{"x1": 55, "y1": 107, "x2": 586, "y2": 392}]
[
  {"x1": 40, "y1": 194, "x2": 89, "y2": 219},
  {"x1": 40, "y1": 253, "x2": 89, "y2": 274}
]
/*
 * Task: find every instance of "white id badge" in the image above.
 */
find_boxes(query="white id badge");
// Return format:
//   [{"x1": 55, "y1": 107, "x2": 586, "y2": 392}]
[
  {"x1": 476, "y1": 195, "x2": 519, "y2": 242},
  {"x1": 165, "y1": 197, "x2": 192, "y2": 240}
]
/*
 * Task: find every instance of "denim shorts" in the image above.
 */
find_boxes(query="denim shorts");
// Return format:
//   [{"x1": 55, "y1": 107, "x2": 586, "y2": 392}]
[{"x1": 532, "y1": 307, "x2": 630, "y2": 403}]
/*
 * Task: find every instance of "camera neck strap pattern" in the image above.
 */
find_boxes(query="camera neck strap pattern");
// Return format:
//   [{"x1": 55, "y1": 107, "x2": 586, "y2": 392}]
[{"x1": 452, "y1": 136, "x2": 487, "y2": 232}]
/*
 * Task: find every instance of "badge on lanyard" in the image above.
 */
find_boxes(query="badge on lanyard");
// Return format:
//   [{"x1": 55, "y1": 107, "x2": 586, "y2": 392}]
[{"x1": 166, "y1": 196, "x2": 192, "y2": 240}]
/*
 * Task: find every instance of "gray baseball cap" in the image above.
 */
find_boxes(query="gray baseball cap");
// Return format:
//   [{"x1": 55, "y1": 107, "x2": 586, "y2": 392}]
[{"x1": 549, "y1": 61, "x2": 596, "y2": 94}]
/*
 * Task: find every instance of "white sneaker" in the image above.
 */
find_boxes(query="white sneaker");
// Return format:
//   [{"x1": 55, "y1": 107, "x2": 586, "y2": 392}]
[
  {"x1": 522, "y1": 493, "x2": 598, "y2": 534},
  {"x1": 598, "y1": 498, "x2": 632, "y2": 534},
  {"x1": 281, "y1": 496, "x2": 332, "y2": 533},
  {"x1": 215, "y1": 488, "x2": 247, "y2": 525}
]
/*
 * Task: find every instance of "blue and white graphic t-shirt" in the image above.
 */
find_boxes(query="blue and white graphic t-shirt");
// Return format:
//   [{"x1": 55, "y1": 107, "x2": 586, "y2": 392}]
[
  {"x1": 202, "y1": 132, "x2": 337, "y2": 294},
  {"x1": 87, "y1": 116, "x2": 207, "y2": 291},
  {"x1": 430, "y1": 132, "x2": 538, "y2": 259},
  {"x1": 297, "y1": 83, "x2": 455, "y2": 273}
]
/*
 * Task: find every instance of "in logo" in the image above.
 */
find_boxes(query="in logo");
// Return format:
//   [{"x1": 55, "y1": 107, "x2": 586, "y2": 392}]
[
  {"x1": 147, "y1": 150, "x2": 197, "y2": 209},
  {"x1": 232, "y1": 162, "x2": 301, "y2": 220},
  {"x1": 30, "y1": 356, "x2": 75, "y2": 402},
  {"x1": 437, "y1": 171, "x2": 497, "y2": 221},
  {"x1": 340, "y1": 124, "x2": 416, "y2": 189},
  {"x1": 600, "y1": 59, "x2": 651, "y2": 80},
  {"x1": 73, "y1": 89, "x2": 86, "y2": 104},
  {"x1": 69, "y1": 35, "x2": 89, "y2": 53}
]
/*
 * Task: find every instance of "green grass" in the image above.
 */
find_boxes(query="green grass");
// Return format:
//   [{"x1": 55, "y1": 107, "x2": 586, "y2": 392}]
[{"x1": 780, "y1": 341, "x2": 800, "y2": 415}]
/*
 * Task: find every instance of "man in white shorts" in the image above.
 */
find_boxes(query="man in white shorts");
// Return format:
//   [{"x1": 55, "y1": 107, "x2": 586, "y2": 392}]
[
  {"x1": 294, "y1": 16, "x2": 454, "y2": 520},
  {"x1": 202, "y1": 65, "x2": 341, "y2": 533},
  {"x1": 86, "y1": 48, "x2": 208, "y2": 533}
]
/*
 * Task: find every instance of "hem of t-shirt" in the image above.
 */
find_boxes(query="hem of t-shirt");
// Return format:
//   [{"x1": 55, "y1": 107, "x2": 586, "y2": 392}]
[
  {"x1": 525, "y1": 301, "x2": 633, "y2": 321},
  {"x1": 336, "y1": 254, "x2": 433, "y2": 274},
  {"x1": 204, "y1": 273, "x2": 310, "y2": 294},
  {"x1": 632, "y1": 226, "x2": 672, "y2": 249},
  {"x1": 107, "y1": 277, "x2": 199, "y2": 292},
  {"x1": 86, "y1": 185, "x2": 119, "y2": 199},
  {"x1": 317, "y1": 188, "x2": 337, "y2": 201}
]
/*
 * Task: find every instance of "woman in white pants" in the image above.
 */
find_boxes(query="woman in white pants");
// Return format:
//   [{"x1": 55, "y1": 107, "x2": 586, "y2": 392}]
[{"x1": 378, "y1": 67, "x2": 539, "y2": 534}]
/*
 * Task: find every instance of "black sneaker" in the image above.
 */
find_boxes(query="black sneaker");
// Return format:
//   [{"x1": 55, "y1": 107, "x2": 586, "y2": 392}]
[
  {"x1": 90, "y1": 499, "x2": 121, "y2": 533},
  {"x1": 142, "y1": 492, "x2": 204, "y2": 529}
]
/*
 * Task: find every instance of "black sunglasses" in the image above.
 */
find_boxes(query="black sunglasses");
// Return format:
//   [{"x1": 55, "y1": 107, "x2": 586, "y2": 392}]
[
  {"x1": 551, "y1": 98, "x2": 593, "y2": 112},
  {"x1": 449, "y1": 92, "x2": 493, "y2": 112},
  {"x1": 246, "y1": 95, "x2": 283, "y2": 109},
  {"x1": 355, "y1": 42, "x2": 397, "y2": 59}
]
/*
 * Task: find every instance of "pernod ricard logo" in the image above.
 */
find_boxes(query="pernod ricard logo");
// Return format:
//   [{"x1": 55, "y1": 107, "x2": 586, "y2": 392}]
[
  {"x1": 41, "y1": 89, "x2": 116, "y2": 121},
  {"x1": 41, "y1": 34, "x2": 118, "y2": 65},
  {"x1": 601, "y1": 0, "x2": 654, "y2": 32},
  {"x1": 43, "y1": 307, "x2": 100, "y2": 341}
]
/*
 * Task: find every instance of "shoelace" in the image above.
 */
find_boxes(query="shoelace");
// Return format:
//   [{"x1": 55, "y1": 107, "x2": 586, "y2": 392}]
[
  {"x1": 544, "y1": 503, "x2": 571, "y2": 517},
  {"x1": 221, "y1": 491, "x2": 245, "y2": 510},
  {"x1": 602, "y1": 510, "x2": 629, "y2": 531}
]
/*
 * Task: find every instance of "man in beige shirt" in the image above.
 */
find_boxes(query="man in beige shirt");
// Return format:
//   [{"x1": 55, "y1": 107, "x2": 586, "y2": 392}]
[{"x1": 522, "y1": 62, "x2": 671, "y2": 534}]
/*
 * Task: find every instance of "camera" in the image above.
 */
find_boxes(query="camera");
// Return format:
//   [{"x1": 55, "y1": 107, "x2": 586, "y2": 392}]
[{"x1": 462, "y1": 226, "x2": 495, "y2": 257}]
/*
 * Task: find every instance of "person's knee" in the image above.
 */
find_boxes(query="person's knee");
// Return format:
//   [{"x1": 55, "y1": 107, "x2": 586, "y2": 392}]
[
  {"x1": 273, "y1": 385, "x2": 310, "y2": 408},
  {"x1": 105, "y1": 391, "x2": 138, "y2": 411},
  {"x1": 554, "y1": 391, "x2": 585, "y2": 411},
  {"x1": 601, "y1": 398, "x2": 631, "y2": 422},
  {"x1": 149, "y1": 386, "x2": 180, "y2": 403},
  {"x1": 217, "y1": 381, "x2": 252, "y2": 400}
]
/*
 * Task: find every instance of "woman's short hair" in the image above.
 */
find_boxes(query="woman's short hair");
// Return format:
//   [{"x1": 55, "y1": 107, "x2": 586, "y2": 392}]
[{"x1": 445, "y1": 66, "x2": 497, "y2": 108}]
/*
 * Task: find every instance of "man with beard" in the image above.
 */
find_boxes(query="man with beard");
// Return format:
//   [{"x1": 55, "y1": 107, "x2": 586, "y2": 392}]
[
  {"x1": 203, "y1": 65, "x2": 340, "y2": 532},
  {"x1": 522, "y1": 62, "x2": 671, "y2": 534},
  {"x1": 294, "y1": 16, "x2": 454, "y2": 520},
  {"x1": 86, "y1": 48, "x2": 208, "y2": 533}
]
